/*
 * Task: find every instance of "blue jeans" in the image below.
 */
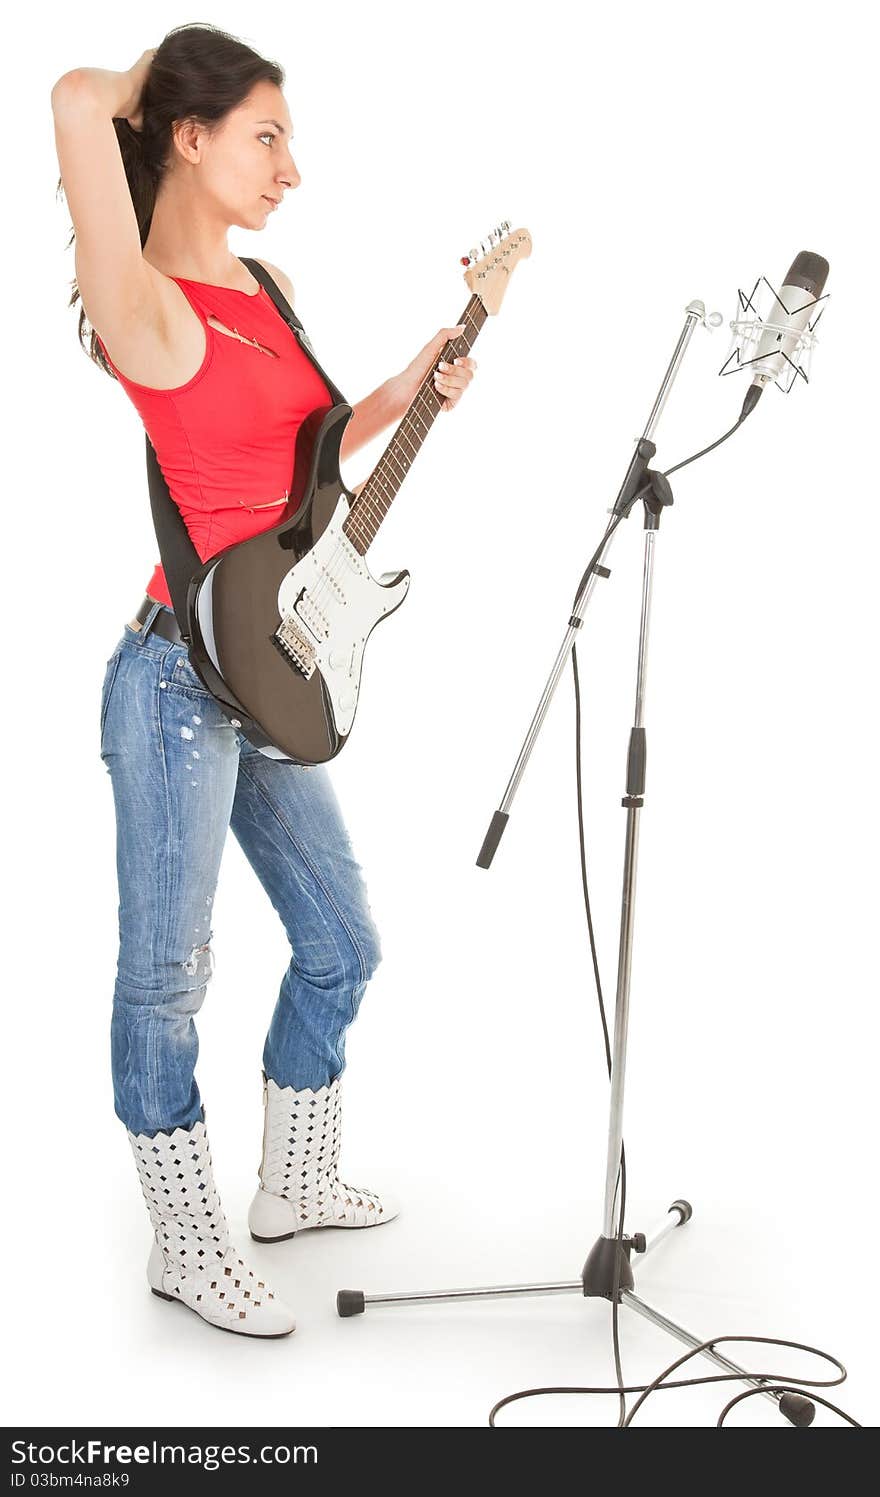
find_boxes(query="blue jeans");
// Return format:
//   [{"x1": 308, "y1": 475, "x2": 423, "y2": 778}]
[{"x1": 99, "y1": 599, "x2": 382, "y2": 1138}]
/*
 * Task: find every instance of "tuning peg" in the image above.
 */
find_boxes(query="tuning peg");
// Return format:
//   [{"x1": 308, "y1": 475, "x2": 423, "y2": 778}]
[{"x1": 461, "y1": 224, "x2": 513, "y2": 266}]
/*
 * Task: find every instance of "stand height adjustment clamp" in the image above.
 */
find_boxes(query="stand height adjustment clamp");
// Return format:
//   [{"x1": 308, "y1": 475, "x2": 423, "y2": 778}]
[
  {"x1": 571, "y1": 564, "x2": 611, "y2": 629},
  {"x1": 623, "y1": 726, "x2": 647, "y2": 808},
  {"x1": 642, "y1": 470, "x2": 675, "y2": 530}
]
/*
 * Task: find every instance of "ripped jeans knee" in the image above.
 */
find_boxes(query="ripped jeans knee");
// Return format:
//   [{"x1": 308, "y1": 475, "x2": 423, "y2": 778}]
[{"x1": 182, "y1": 936, "x2": 214, "y2": 981}]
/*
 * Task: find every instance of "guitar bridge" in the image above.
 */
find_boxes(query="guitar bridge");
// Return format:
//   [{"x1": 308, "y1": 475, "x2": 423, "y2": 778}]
[{"x1": 273, "y1": 615, "x2": 317, "y2": 679}]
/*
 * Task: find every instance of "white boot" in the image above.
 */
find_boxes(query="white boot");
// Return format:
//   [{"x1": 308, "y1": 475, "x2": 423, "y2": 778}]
[
  {"x1": 248, "y1": 1072, "x2": 399, "y2": 1242},
  {"x1": 128, "y1": 1118, "x2": 296, "y2": 1337}
]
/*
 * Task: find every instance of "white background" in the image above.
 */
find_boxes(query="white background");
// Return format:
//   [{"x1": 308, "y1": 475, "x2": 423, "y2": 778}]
[{"x1": 3, "y1": 0, "x2": 876, "y2": 1428}]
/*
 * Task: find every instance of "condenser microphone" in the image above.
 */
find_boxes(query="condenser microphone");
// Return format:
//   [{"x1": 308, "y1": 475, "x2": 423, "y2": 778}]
[{"x1": 748, "y1": 250, "x2": 830, "y2": 397}]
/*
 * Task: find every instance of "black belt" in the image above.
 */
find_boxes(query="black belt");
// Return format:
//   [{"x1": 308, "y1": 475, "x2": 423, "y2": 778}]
[{"x1": 128, "y1": 595, "x2": 185, "y2": 644}]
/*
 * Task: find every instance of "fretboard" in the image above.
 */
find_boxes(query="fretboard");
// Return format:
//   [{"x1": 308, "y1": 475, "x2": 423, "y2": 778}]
[{"x1": 343, "y1": 294, "x2": 489, "y2": 554}]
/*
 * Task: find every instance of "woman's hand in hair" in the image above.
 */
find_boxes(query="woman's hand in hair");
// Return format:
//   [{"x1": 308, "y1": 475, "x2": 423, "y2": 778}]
[{"x1": 118, "y1": 48, "x2": 158, "y2": 130}]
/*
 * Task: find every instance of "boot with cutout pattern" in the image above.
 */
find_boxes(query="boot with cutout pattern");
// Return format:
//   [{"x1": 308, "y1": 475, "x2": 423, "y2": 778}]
[
  {"x1": 128, "y1": 1118, "x2": 296, "y2": 1337},
  {"x1": 248, "y1": 1072, "x2": 399, "y2": 1242}
]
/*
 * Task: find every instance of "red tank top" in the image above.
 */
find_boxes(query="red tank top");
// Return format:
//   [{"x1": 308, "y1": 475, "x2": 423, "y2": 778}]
[{"x1": 96, "y1": 276, "x2": 334, "y2": 609}]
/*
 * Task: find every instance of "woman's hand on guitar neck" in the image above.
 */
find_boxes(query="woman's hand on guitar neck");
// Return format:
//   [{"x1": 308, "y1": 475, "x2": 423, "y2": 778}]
[
  {"x1": 392, "y1": 325, "x2": 478, "y2": 414},
  {"x1": 341, "y1": 324, "x2": 478, "y2": 466}
]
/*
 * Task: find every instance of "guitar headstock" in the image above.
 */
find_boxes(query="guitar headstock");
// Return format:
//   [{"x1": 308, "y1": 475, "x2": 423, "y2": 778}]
[{"x1": 461, "y1": 222, "x2": 532, "y2": 314}]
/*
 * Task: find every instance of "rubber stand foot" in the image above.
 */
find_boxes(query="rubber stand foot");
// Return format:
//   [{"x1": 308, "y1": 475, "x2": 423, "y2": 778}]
[
  {"x1": 669, "y1": 1198, "x2": 693, "y2": 1224},
  {"x1": 779, "y1": 1392, "x2": 816, "y2": 1427},
  {"x1": 337, "y1": 1289, "x2": 366, "y2": 1318}
]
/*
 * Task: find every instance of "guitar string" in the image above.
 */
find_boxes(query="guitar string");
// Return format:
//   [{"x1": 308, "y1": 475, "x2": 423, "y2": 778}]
[
  {"x1": 303, "y1": 297, "x2": 483, "y2": 628},
  {"x1": 346, "y1": 296, "x2": 484, "y2": 549},
  {"x1": 333, "y1": 296, "x2": 483, "y2": 570},
  {"x1": 332, "y1": 309, "x2": 476, "y2": 566},
  {"x1": 345, "y1": 295, "x2": 483, "y2": 546},
  {"x1": 305, "y1": 300, "x2": 483, "y2": 628},
  {"x1": 313, "y1": 305, "x2": 479, "y2": 617},
  {"x1": 306, "y1": 303, "x2": 482, "y2": 629},
  {"x1": 358, "y1": 301, "x2": 480, "y2": 521}
]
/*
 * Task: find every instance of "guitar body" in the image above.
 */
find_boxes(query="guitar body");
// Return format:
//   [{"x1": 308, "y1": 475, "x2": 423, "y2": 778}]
[{"x1": 186, "y1": 402, "x2": 410, "y2": 765}]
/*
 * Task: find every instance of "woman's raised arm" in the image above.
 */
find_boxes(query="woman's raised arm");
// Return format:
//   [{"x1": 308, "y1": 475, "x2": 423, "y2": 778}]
[{"x1": 51, "y1": 52, "x2": 161, "y2": 345}]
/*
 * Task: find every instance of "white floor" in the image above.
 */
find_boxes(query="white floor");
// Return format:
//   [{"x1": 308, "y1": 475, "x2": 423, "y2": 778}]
[{"x1": 7, "y1": 1101, "x2": 874, "y2": 1428}]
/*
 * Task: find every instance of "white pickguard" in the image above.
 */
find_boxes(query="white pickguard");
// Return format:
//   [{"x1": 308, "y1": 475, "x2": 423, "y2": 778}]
[{"x1": 275, "y1": 492, "x2": 410, "y2": 736}]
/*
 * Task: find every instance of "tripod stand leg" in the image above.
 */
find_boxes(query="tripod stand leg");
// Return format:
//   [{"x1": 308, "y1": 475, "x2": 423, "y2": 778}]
[
  {"x1": 640, "y1": 1199, "x2": 692, "y2": 1259},
  {"x1": 621, "y1": 1290, "x2": 816, "y2": 1425},
  {"x1": 337, "y1": 1279, "x2": 583, "y2": 1317}
]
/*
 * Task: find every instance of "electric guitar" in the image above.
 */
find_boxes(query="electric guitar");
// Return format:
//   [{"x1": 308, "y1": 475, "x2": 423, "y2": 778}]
[{"x1": 185, "y1": 224, "x2": 532, "y2": 764}]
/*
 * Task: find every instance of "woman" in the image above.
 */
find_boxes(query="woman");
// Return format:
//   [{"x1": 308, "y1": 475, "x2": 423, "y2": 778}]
[{"x1": 51, "y1": 22, "x2": 476, "y2": 1339}]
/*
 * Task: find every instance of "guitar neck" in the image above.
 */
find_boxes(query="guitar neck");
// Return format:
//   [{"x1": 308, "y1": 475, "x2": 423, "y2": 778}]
[{"x1": 342, "y1": 293, "x2": 489, "y2": 554}]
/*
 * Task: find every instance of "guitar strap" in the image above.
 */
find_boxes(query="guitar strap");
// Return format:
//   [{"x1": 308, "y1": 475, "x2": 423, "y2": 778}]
[{"x1": 144, "y1": 256, "x2": 347, "y2": 644}]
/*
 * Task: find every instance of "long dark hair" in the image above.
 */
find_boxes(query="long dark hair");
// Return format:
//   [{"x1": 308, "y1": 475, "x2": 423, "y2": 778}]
[{"x1": 57, "y1": 22, "x2": 284, "y2": 376}]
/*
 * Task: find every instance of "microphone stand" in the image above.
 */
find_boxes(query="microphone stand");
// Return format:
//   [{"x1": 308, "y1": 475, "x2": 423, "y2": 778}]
[{"x1": 335, "y1": 300, "x2": 815, "y2": 1427}]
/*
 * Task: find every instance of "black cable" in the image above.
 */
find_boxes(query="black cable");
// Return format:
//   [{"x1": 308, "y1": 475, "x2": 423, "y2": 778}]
[
  {"x1": 573, "y1": 649, "x2": 628, "y2": 1425},
  {"x1": 717, "y1": 1385, "x2": 861, "y2": 1428},
  {"x1": 621, "y1": 1336, "x2": 854, "y2": 1427},
  {"x1": 488, "y1": 397, "x2": 860, "y2": 1428},
  {"x1": 662, "y1": 403, "x2": 756, "y2": 479},
  {"x1": 572, "y1": 650, "x2": 613, "y2": 1078},
  {"x1": 489, "y1": 1340, "x2": 857, "y2": 1427}
]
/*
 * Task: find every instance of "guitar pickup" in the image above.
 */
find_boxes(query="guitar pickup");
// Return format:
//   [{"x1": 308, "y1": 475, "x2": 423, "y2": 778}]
[{"x1": 294, "y1": 588, "x2": 331, "y2": 640}]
